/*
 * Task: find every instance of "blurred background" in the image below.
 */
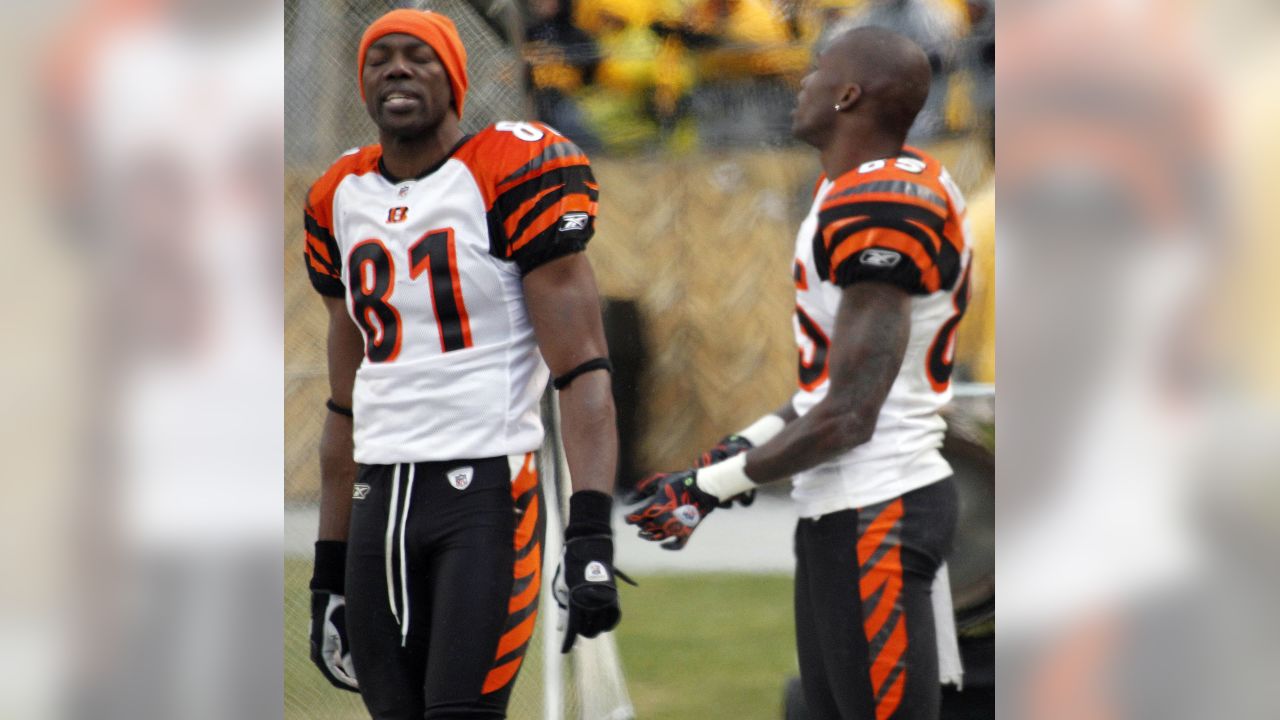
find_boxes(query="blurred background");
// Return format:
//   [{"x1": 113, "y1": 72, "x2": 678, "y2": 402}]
[{"x1": 5, "y1": 0, "x2": 1279, "y2": 718}]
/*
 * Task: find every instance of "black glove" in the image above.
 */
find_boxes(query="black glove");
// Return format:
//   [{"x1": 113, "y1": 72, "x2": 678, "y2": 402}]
[
  {"x1": 625, "y1": 469, "x2": 721, "y2": 550},
  {"x1": 309, "y1": 541, "x2": 359, "y2": 692},
  {"x1": 553, "y1": 491, "x2": 635, "y2": 653},
  {"x1": 697, "y1": 434, "x2": 757, "y2": 509}
]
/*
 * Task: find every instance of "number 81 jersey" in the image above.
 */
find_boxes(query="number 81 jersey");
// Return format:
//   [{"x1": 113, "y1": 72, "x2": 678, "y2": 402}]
[
  {"x1": 303, "y1": 122, "x2": 597, "y2": 464},
  {"x1": 790, "y1": 147, "x2": 972, "y2": 517}
]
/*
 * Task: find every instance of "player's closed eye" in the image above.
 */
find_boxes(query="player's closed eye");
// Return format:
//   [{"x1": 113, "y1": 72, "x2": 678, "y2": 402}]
[{"x1": 410, "y1": 50, "x2": 440, "y2": 67}]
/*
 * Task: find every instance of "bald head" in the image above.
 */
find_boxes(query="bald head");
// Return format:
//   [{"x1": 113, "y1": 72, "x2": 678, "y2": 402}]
[
  {"x1": 792, "y1": 26, "x2": 932, "y2": 148},
  {"x1": 831, "y1": 26, "x2": 932, "y2": 138}
]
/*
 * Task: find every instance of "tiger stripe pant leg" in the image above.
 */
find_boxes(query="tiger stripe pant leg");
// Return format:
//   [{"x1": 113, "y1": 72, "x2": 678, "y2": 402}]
[
  {"x1": 418, "y1": 453, "x2": 543, "y2": 719},
  {"x1": 478, "y1": 453, "x2": 545, "y2": 702},
  {"x1": 794, "y1": 477, "x2": 958, "y2": 720}
]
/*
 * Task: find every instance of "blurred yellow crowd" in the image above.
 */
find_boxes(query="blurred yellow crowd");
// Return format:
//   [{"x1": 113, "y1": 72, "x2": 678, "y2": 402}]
[{"x1": 525, "y1": 0, "x2": 991, "y2": 153}]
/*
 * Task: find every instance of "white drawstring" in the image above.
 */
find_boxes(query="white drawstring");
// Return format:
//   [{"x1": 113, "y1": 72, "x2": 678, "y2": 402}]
[
  {"x1": 398, "y1": 463, "x2": 416, "y2": 646},
  {"x1": 384, "y1": 463, "x2": 402, "y2": 626}
]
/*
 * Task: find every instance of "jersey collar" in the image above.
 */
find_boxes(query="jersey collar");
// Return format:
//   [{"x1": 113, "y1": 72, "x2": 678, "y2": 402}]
[{"x1": 377, "y1": 134, "x2": 474, "y2": 183}]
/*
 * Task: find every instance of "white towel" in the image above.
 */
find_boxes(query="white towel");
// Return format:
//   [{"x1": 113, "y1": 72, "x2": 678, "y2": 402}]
[{"x1": 933, "y1": 562, "x2": 964, "y2": 688}]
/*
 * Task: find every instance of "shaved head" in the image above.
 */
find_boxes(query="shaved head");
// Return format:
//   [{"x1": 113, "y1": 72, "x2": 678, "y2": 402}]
[
  {"x1": 830, "y1": 26, "x2": 932, "y2": 138},
  {"x1": 792, "y1": 26, "x2": 932, "y2": 148}
]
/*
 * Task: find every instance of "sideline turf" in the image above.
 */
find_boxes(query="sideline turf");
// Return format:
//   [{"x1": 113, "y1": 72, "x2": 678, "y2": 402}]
[{"x1": 616, "y1": 573, "x2": 797, "y2": 720}]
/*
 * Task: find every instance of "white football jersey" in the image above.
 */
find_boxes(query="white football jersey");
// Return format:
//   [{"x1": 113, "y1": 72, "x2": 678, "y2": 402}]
[
  {"x1": 304, "y1": 122, "x2": 597, "y2": 464},
  {"x1": 790, "y1": 148, "x2": 972, "y2": 518}
]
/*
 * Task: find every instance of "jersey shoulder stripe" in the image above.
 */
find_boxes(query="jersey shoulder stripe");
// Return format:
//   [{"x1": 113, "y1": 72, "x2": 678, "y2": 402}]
[
  {"x1": 496, "y1": 139, "x2": 589, "y2": 190},
  {"x1": 454, "y1": 123, "x2": 588, "y2": 207},
  {"x1": 813, "y1": 150, "x2": 962, "y2": 294},
  {"x1": 823, "y1": 178, "x2": 948, "y2": 213},
  {"x1": 457, "y1": 122, "x2": 599, "y2": 274},
  {"x1": 303, "y1": 145, "x2": 382, "y2": 297},
  {"x1": 820, "y1": 169, "x2": 949, "y2": 219}
]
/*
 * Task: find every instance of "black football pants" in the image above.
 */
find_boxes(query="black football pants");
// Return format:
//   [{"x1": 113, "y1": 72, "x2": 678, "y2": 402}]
[
  {"x1": 794, "y1": 478, "x2": 958, "y2": 720},
  {"x1": 344, "y1": 453, "x2": 544, "y2": 720}
]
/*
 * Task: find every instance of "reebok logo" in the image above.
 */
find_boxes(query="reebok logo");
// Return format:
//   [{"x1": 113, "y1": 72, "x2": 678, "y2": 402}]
[
  {"x1": 859, "y1": 248, "x2": 902, "y2": 268},
  {"x1": 559, "y1": 213, "x2": 589, "y2": 232},
  {"x1": 674, "y1": 504, "x2": 702, "y2": 527},
  {"x1": 447, "y1": 466, "x2": 474, "y2": 490},
  {"x1": 585, "y1": 561, "x2": 610, "y2": 582},
  {"x1": 352, "y1": 483, "x2": 371, "y2": 500}
]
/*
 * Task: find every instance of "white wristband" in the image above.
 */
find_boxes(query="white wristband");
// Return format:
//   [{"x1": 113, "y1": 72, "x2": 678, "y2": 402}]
[
  {"x1": 696, "y1": 453, "x2": 756, "y2": 501},
  {"x1": 735, "y1": 414, "x2": 786, "y2": 446}
]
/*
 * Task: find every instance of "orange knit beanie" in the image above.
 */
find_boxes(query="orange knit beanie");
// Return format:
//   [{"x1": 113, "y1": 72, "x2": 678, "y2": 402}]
[{"x1": 357, "y1": 9, "x2": 469, "y2": 119}]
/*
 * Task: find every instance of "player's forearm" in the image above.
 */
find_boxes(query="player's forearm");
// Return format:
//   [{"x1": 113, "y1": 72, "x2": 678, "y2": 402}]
[
  {"x1": 319, "y1": 295, "x2": 362, "y2": 541},
  {"x1": 743, "y1": 399, "x2": 875, "y2": 483},
  {"x1": 557, "y1": 371, "x2": 618, "y2": 496},
  {"x1": 317, "y1": 411, "x2": 357, "y2": 541}
]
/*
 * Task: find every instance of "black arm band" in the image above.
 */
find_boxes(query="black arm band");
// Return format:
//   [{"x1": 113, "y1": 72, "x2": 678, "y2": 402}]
[
  {"x1": 310, "y1": 540, "x2": 347, "y2": 594},
  {"x1": 552, "y1": 357, "x2": 612, "y2": 390},
  {"x1": 325, "y1": 399, "x2": 353, "y2": 417}
]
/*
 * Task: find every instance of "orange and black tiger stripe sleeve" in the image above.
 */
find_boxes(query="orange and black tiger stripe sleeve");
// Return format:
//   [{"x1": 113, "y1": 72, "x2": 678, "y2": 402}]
[
  {"x1": 485, "y1": 138, "x2": 598, "y2": 274},
  {"x1": 814, "y1": 178, "x2": 961, "y2": 295},
  {"x1": 302, "y1": 146, "x2": 382, "y2": 298},
  {"x1": 303, "y1": 196, "x2": 344, "y2": 298}
]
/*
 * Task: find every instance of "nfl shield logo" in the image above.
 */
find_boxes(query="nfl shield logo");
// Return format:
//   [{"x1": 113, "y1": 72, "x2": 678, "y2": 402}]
[
  {"x1": 585, "y1": 561, "x2": 609, "y2": 583},
  {"x1": 674, "y1": 505, "x2": 702, "y2": 527},
  {"x1": 447, "y1": 466, "x2": 474, "y2": 490}
]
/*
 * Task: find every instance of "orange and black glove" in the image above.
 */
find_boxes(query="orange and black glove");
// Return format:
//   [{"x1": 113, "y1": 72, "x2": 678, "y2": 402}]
[{"x1": 625, "y1": 469, "x2": 720, "y2": 550}]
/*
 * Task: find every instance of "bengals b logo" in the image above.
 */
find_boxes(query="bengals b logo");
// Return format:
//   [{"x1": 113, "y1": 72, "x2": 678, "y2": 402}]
[{"x1": 387, "y1": 207, "x2": 408, "y2": 223}]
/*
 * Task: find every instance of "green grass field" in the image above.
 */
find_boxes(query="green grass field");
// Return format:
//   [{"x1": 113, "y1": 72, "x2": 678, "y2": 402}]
[
  {"x1": 614, "y1": 573, "x2": 798, "y2": 719},
  {"x1": 286, "y1": 559, "x2": 796, "y2": 719}
]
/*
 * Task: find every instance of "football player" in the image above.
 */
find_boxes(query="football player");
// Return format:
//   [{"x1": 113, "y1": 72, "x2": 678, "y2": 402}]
[
  {"x1": 627, "y1": 27, "x2": 968, "y2": 720},
  {"x1": 302, "y1": 10, "x2": 625, "y2": 719}
]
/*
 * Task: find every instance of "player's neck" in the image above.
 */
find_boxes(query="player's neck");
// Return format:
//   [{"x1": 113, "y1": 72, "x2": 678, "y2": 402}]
[
  {"x1": 820, "y1": 132, "x2": 905, "y2": 180},
  {"x1": 378, "y1": 117, "x2": 465, "y2": 181}
]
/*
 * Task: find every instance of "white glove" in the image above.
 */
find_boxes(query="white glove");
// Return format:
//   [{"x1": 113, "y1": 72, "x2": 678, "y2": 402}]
[{"x1": 310, "y1": 592, "x2": 359, "y2": 691}]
